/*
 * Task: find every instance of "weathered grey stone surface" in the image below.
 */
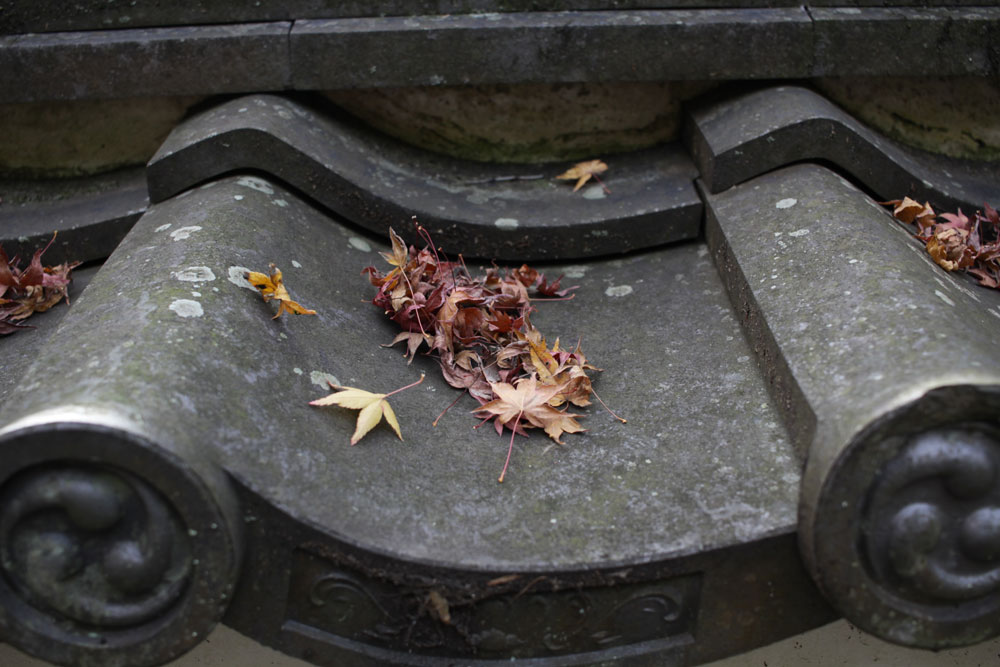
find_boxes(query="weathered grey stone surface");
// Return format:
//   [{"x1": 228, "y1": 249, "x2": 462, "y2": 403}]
[
  {"x1": 2, "y1": 8, "x2": 997, "y2": 102},
  {"x1": 291, "y1": 10, "x2": 813, "y2": 88},
  {"x1": 148, "y1": 95, "x2": 702, "y2": 261},
  {"x1": 0, "y1": 168, "x2": 147, "y2": 265},
  {"x1": 0, "y1": 264, "x2": 98, "y2": 405},
  {"x1": 816, "y1": 77, "x2": 1000, "y2": 163},
  {"x1": 812, "y1": 6, "x2": 1000, "y2": 77},
  {"x1": 3, "y1": 1, "x2": 992, "y2": 33},
  {"x1": 686, "y1": 85, "x2": 1000, "y2": 212},
  {"x1": 324, "y1": 81, "x2": 715, "y2": 164},
  {"x1": 0, "y1": 174, "x2": 828, "y2": 665},
  {"x1": 704, "y1": 163, "x2": 1000, "y2": 648},
  {"x1": 0, "y1": 23, "x2": 290, "y2": 103}
]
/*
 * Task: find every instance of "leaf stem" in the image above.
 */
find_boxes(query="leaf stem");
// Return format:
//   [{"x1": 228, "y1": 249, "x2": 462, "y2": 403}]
[
  {"x1": 384, "y1": 373, "x2": 426, "y2": 398},
  {"x1": 498, "y1": 409, "x2": 524, "y2": 483},
  {"x1": 432, "y1": 390, "x2": 465, "y2": 427},
  {"x1": 591, "y1": 387, "x2": 626, "y2": 423},
  {"x1": 592, "y1": 173, "x2": 612, "y2": 195}
]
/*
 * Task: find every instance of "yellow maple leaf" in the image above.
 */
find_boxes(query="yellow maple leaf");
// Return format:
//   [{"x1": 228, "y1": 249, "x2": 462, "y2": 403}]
[
  {"x1": 310, "y1": 374, "x2": 424, "y2": 445},
  {"x1": 556, "y1": 159, "x2": 608, "y2": 192},
  {"x1": 245, "y1": 263, "x2": 317, "y2": 319}
]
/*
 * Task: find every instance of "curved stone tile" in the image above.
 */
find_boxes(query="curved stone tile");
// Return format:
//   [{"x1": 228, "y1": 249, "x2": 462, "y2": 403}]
[
  {"x1": 0, "y1": 167, "x2": 147, "y2": 265},
  {"x1": 686, "y1": 85, "x2": 1000, "y2": 212},
  {"x1": 147, "y1": 95, "x2": 702, "y2": 261},
  {"x1": 0, "y1": 173, "x2": 828, "y2": 663},
  {"x1": 703, "y1": 162, "x2": 1000, "y2": 647}
]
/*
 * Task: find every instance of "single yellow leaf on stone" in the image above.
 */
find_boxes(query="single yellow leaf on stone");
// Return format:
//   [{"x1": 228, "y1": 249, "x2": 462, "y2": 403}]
[
  {"x1": 245, "y1": 263, "x2": 317, "y2": 319},
  {"x1": 556, "y1": 159, "x2": 608, "y2": 192},
  {"x1": 309, "y1": 374, "x2": 424, "y2": 445},
  {"x1": 353, "y1": 400, "x2": 386, "y2": 445}
]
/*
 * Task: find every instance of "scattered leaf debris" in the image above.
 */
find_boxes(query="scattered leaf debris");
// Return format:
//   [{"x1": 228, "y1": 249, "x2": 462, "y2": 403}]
[
  {"x1": 361, "y1": 223, "x2": 621, "y2": 482},
  {"x1": 310, "y1": 373, "x2": 425, "y2": 445},
  {"x1": 556, "y1": 159, "x2": 610, "y2": 193},
  {"x1": 0, "y1": 233, "x2": 79, "y2": 336},
  {"x1": 245, "y1": 263, "x2": 317, "y2": 319},
  {"x1": 882, "y1": 198, "x2": 1000, "y2": 288}
]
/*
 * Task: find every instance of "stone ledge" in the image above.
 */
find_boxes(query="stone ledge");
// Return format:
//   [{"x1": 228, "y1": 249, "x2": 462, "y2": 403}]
[{"x1": 1, "y1": 7, "x2": 997, "y2": 102}]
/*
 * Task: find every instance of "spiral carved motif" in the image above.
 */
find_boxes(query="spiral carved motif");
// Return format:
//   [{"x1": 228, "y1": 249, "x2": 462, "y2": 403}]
[
  {"x1": 0, "y1": 465, "x2": 192, "y2": 628},
  {"x1": 863, "y1": 430, "x2": 1000, "y2": 608}
]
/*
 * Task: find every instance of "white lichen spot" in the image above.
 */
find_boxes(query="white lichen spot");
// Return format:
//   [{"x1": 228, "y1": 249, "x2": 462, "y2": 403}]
[
  {"x1": 169, "y1": 299, "x2": 203, "y2": 318},
  {"x1": 154, "y1": 223, "x2": 172, "y2": 233},
  {"x1": 934, "y1": 290, "x2": 956, "y2": 306},
  {"x1": 172, "y1": 266, "x2": 216, "y2": 282},
  {"x1": 348, "y1": 237, "x2": 372, "y2": 252},
  {"x1": 788, "y1": 228, "x2": 810, "y2": 237},
  {"x1": 238, "y1": 107, "x2": 248, "y2": 113},
  {"x1": 236, "y1": 176, "x2": 275, "y2": 194},
  {"x1": 310, "y1": 371, "x2": 341, "y2": 388},
  {"x1": 562, "y1": 265, "x2": 588, "y2": 278},
  {"x1": 293, "y1": 368, "x2": 303, "y2": 375},
  {"x1": 170, "y1": 226, "x2": 202, "y2": 241},
  {"x1": 227, "y1": 266, "x2": 256, "y2": 290},
  {"x1": 494, "y1": 218, "x2": 519, "y2": 230},
  {"x1": 582, "y1": 184, "x2": 606, "y2": 200},
  {"x1": 191, "y1": 291, "x2": 201, "y2": 297},
  {"x1": 233, "y1": 195, "x2": 244, "y2": 201},
  {"x1": 605, "y1": 285, "x2": 634, "y2": 297},
  {"x1": 291, "y1": 260, "x2": 302, "y2": 268},
  {"x1": 697, "y1": 247, "x2": 708, "y2": 258},
  {"x1": 776, "y1": 198, "x2": 798, "y2": 209},
  {"x1": 272, "y1": 199, "x2": 288, "y2": 207},
  {"x1": 849, "y1": 258, "x2": 859, "y2": 264},
  {"x1": 590, "y1": 229, "x2": 609, "y2": 237}
]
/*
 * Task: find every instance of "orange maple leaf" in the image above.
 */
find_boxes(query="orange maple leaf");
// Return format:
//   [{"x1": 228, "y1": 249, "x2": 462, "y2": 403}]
[{"x1": 245, "y1": 263, "x2": 317, "y2": 319}]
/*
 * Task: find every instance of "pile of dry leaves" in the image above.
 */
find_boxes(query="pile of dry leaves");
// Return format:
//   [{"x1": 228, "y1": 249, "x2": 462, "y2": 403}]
[
  {"x1": 885, "y1": 197, "x2": 1000, "y2": 288},
  {"x1": 361, "y1": 225, "x2": 616, "y2": 481},
  {"x1": 0, "y1": 234, "x2": 78, "y2": 335}
]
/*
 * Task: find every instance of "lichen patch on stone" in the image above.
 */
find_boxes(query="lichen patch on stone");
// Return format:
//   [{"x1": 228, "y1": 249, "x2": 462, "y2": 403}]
[
  {"x1": 349, "y1": 237, "x2": 372, "y2": 252},
  {"x1": 172, "y1": 266, "x2": 216, "y2": 282},
  {"x1": 169, "y1": 226, "x2": 203, "y2": 241},
  {"x1": 154, "y1": 223, "x2": 172, "y2": 233},
  {"x1": 494, "y1": 218, "x2": 519, "y2": 230},
  {"x1": 168, "y1": 299, "x2": 203, "y2": 318},
  {"x1": 775, "y1": 198, "x2": 798, "y2": 209},
  {"x1": 310, "y1": 370, "x2": 341, "y2": 388},
  {"x1": 227, "y1": 266, "x2": 256, "y2": 290},
  {"x1": 236, "y1": 176, "x2": 275, "y2": 194},
  {"x1": 605, "y1": 285, "x2": 634, "y2": 297},
  {"x1": 788, "y1": 228, "x2": 810, "y2": 237}
]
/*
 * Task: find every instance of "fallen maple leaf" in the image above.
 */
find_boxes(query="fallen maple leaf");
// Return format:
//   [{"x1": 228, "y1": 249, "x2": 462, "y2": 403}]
[
  {"x1": 556, "y1": 159, "x2": 609, "y2": 192},
  {"x1": 245, "y1": 263, "x2": 317, "y2": 319},
  {"x1": 476, "y1": 375, "x2": 586, "y2": 482},
  {"x1": 310, "y1": 373, "x2": 425, "y2": 445},
  {"x1": 0, "y1": 232, "x2": 79, "y2": 335}
]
